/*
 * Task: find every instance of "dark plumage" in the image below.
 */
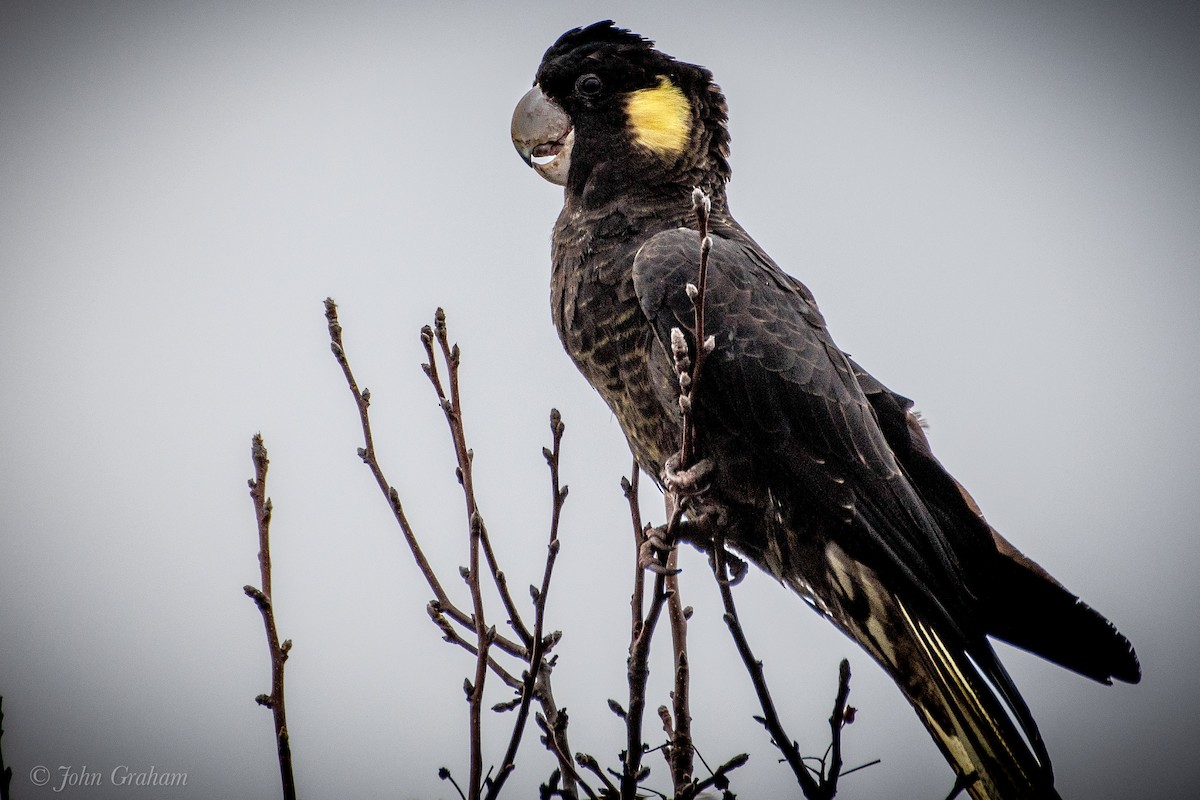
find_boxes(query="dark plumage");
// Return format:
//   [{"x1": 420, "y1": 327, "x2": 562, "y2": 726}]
[{"x1": 512, "y1": 21, "x2": 1139, "y2": 800}]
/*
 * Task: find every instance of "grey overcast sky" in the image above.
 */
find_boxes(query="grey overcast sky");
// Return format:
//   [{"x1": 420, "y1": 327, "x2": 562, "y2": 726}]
[{"x1": 2, "y1": 1, "x2": 1198, "y2": 798}]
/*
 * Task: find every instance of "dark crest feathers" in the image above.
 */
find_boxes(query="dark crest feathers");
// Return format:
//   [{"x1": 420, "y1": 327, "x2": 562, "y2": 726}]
[{"x1": 543, "y1": 20, "x2": 655, "y2": 63}]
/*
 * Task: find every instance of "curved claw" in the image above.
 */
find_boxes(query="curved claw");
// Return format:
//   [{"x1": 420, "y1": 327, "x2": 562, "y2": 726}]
[
  {"x1": 663, "y1": 455, "x2": 714, "y2": 495},
  {"x1": 709, "y1": 545, "x2": 748, "y2": 586},
  {"x1": 724, "y1": 550, "x2": 749, "y2": 586},
  {"x1": 638, "y1": 528, "x2": 682, "y2": 575}
]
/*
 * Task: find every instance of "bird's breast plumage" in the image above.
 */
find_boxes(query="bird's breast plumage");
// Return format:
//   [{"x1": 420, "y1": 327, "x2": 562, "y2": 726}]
[{"x1": 550, "y1": 200, "x2": 686, "y2": 474}]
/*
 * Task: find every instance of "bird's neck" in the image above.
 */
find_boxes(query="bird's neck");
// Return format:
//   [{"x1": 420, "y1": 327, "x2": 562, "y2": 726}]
[{"x1": 565, "y1": 177, "x2": 729, "y2": 225}]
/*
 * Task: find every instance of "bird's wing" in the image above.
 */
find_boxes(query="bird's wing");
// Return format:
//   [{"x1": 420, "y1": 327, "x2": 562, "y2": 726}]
[{"x1": 633, "y1": 227, "x2": 980, "y2": 625}]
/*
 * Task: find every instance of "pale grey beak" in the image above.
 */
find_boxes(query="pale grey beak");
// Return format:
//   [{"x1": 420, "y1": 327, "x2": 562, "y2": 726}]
[{"x1": 511, "y1": 84, "x2": 574, "y2": 186}]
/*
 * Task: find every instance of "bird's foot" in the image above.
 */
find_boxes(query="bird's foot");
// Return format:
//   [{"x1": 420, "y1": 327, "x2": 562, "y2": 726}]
[
  {"x1": 642, "y1": 454, "x2": 731, "y2": 575},
  {"x1": 711, "y1": 546, "x2": 749, "y2": 586},
  {"x1": 639, "y1": 509, "x2": 731, "y2": 575},
  {"x1": 638, "y1": 525, "x2": 681, "y2": 575},
  {"x1": 662, "y1": 454, "x2": 714, "y2": 498}
]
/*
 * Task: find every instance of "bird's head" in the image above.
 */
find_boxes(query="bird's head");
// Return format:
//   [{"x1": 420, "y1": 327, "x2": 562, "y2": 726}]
[{"x1": 512, "y1": 21, "x2": 731, "y2": 203}]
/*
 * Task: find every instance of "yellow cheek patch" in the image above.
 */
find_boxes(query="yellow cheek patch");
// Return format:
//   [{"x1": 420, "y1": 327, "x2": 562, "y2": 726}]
[{"x1": 626, "y1": 76, "x2": 692, "y2": 158}]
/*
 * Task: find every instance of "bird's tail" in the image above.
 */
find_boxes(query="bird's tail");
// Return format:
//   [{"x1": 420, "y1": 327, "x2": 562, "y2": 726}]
[{"x1": 801, "y1": 540, "x2": 1062, "y2": 800}]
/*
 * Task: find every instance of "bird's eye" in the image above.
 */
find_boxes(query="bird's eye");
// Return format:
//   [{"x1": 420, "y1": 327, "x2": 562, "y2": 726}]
[{"x1": 575, "y1": 73, "x2": 603, "y2": 98}]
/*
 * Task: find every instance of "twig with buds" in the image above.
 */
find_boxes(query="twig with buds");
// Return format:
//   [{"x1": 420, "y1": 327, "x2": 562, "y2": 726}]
[
  {"x1": 619, "y1": 458, "x2": 687, "y2": 799},
  {"x1": 324, "y1": 300, "x2": 587, "y2": 799},
  {"x1": 672, "y1": 189, "x2": 865, "y2": 799},
  {"x1": 676, "y1": 187, "x2": 716, "y2": 468},
  {"x1": 419, "y1": 311, "x2": 494, "y2": 798},
  {"x1": 617, "y1": 188, "x2": 722, "y2": 799},
  {"x1": 244, "y1": 434, "x2": 298, "y2": 800},
  {"x1": 487, "y1": 410, "x2": 572, "y2": 799}
]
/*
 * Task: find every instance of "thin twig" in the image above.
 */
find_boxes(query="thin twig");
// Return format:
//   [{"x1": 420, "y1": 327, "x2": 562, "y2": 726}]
[
  {"x1": 439, "y1": 766, "x2": 469, "y2": 800},
  {"x1": 836, "y1": 758, "x2": 882, "y2": 778},
  {"x1": 619, "y1": 460, "x2": 656, "y2": 799},
  {"x1": 422, "y1": 313, "x2": 533, "y2": 649},
  {"x1": 681, "y1": 191, "x2": 863, "y2": 799},
  {"x1": 327, "y1": 300, "x2": 585, "y2": 799},
  {"x1": 423, "y1": 312, "x2": 496, "y2": 800},
  {"x1": 466, "y1": 519, "x2": 491, "y2": 800},
  {"x1": 486, "y1": 410, "x2": 573, "y2": 800},
  {"x1": 622, "y1": 505, "x2": 683, "y2": 799},
  {"x1": 244, "y1": 434, "x2": 298, "y2": 800},
  {"x1": 619, "y1": 188, "x2": 716, "y2": 797},
  {"x1": 621, "y1": 463, "x2": 645, "y2": 648},
  {"x1": 712, "y1": 534, "x2": 823, "y2": 798},
  {"x1": 427, "y1": 602, "x2": 523, "y2": 689},
  {"x1": 823, "y1": 659, "x2": 853, "y2": 797},
  {"x1": 537, "y1": 703, "x2": 594, "y2": 800},
  {"x1": 686, "y1": 752, "x2": 749, "y2": 799},
  {"x1": 326, "y1": 299, "x2": 528, "y2": 664},
  {"x1": 575, "y1": 753, "x2": 619, "y2": 798},
  {"x1": 656, "y1": 187, "x2": 720, "y2": 791},
  {"x1": 328, "y1": 305, "x2": 478, "y2": 637},
  {"x1": 679, "y1": 187, "x2": 714, "y2": 467},
  {"x1": 664, "y1": 550, "x2": 693, "y2": 789}
]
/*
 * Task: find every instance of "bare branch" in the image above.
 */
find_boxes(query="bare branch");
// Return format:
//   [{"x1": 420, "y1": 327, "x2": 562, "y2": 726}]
[
  {"x1": 439, "y1": 766, "x2": 469, "y2": 800},
  {"x1": 422, "y1": 312, "x2": 534, "y2": 651},
  {"x1": 422, "y1": 311, "x2": 491, "y2": 799},
  {"x1": 427, "y1": 602, "x2": 523, "y2": 690},
  {"x1": 618, "y1": 188, "x2": 716, "y2": 797},
  {"x1": 824, "y1": 659, "x2": 854, "y2": 797},
  {"x1": 537, "y1": 702, "x2": 594, "y2": 800},
  {"x1": 244, "y1": 434, "x2": 297, "y2": 800},
  {"x1": 621, "y1": 464, "x2": 646, "y2": 637},
  {"x1": 622, "y1": 504, "x2": 683, "y2": 799},
  {"x1": 684, "y1": 751, "x2": 749, "y2": 799},
  {"x1": 327, "y1": 300, "x2": 589, "y2": 799},
  {"x1": 664, "y1": 550, "x2": 693, "y2": 789},
  {"x1": 326, "y1": 304, "x2": 453, "y2": 622},
  {"x1": 713, "y1": 539, "x2": 871, "y2": 799},
  {"x1": 575, "y1": 753, "x2": 619, "y2": 797},
  {"x1": 678, "y1": 188, "x2": 865, "y2": 799},
  {"x1": 466, "y1": 511, "x2": 490, "y2": 798},
  {"x1": 325, "y1": 299, "x2": 527, "y2": 663},
  {"x1": 679, "y1": 186, "x2": 714, "y2": 467},
  {"x1": 487, "y1": 410, "x2": 576, "y2": 800},
  {"x1": 711, "y1": 533, "x2": 816, "y2": 796}
]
